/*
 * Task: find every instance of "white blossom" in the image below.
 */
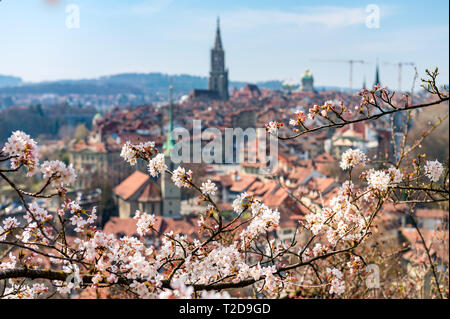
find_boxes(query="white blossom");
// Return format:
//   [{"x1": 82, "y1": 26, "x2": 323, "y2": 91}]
[
  {"x1": 265, "y1": 121, "x2": 282, "y2": 136},
  {"x1": 134, "y1": 210, "x2": 156, "y2": 236},
  {"x1": 424, "y1": 160, "x2": 444, "y2": 183},
  {"x1": 41, "y1": 160, "x2": 76, "y2": 187},
  {"x1": 2, "y1": 131, "x2": 39, "y2": 175},
  {"x1": 388, "y1": 167, "x2": 403, "y2": 185},
  {"x1": 366, "y1": 169, "x2": 391, "y2": 191},
  {"x1": 200, "y1": 179, "x2": 217, "y2": 196},
  {"x1": 232, "y1": 192, "x2": 250, "y2": 214},
  {"x1": 327, "y1": 267, "x2": 345, "y2": 295},
  {"x1": 147, "y1": 153, "x2": 167, "y2": 177},
  {"x1": 339, "y1": 149, "x2": 367, "y2": 170},
  {"x1": 120, "y1": 141, "x2": 156, "y2": 166},
  {"x1": 171, "y1": 166, "x2": 193, "y2": 188}
]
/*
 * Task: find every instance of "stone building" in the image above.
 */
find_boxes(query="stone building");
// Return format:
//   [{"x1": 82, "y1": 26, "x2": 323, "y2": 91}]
[
  {"x1": 299, "y1": 69, "x2": 314, "y2": 92},
  {"x1": 69, "y1": 134, "x2": 132, "y2": 190},
  {"x1": 208, "y1": 17, "x2": 229, "y2": 100},
  {"x1": 190, "y1": 17, "x2": 229, "y2": 101},
  {"x1": 113, "y1": 171, "x2": 162, "y2": 218},
  {"x1": 161, "y1": 85, "x2": 181, "y2": 217},
  {"x1": 113, "y1": 85, "x2": 182, "y2": 219}
]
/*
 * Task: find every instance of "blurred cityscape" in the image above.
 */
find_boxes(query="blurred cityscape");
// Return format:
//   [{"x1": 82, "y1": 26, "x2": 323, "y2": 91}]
[{"x1": 0, "y1": 5, "x2": 448, "y2": 298}]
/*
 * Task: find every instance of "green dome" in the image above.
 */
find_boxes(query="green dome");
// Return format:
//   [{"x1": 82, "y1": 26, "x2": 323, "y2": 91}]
[
  {"x1": 92, "y1": 113, "x2": 102, "y2": 125},
  {"x1": 301, "y1": 69, "x2": 313, "y2": 80}
]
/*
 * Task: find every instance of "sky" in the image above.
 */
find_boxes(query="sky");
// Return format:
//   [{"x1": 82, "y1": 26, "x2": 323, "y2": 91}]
[{"x1": 0, "y1": 0, "x2": 448, "y2": 89}]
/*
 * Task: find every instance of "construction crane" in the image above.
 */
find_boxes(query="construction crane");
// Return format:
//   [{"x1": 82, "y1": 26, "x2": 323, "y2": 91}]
[
  {"x1": 311, "y1": 59, "x2": 371, "y2": 94},
  {"x1": 382, "y1": 61, "x2": 415, "y2": 93}
]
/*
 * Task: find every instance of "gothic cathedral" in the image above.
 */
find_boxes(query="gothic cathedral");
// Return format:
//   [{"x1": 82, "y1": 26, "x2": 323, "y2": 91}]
[{"x1": 208, "y1": 17, "x2": 229, "y2": 101}]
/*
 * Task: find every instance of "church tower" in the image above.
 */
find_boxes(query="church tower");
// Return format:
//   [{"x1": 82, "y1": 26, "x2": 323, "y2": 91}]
[
  {"x1": 208, "y1": 17, "x2": 229, "y2": 100},
  {"x1": 299, "y1": 69, "x2": 314, "y2": 92},
  {"x1": 161, "y1": 84, "x2": 181, "y2": 218},
  {"x1": 374, "y1": 60, "x2": 381, "y2": 87}
]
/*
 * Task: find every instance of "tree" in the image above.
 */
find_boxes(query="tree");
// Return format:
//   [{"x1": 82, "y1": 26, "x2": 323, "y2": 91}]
[
  {"x1": 0, "y1": 69, "x2": 448, "y2": 299},
  {"x1": 74, "y1": 124, "x2": 88, "y2": 141}
]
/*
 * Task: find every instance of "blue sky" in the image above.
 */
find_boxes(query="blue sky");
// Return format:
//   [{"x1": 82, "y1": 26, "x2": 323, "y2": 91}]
[{"x1": 0, "y1": 0, "x2": 448, "y2": 89}]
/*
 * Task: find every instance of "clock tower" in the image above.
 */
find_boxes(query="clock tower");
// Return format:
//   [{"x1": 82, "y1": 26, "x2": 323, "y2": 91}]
[
  {"x1": 161, "y1": 84, "x2": 181, "y2": 218},
  {"x1": 208, "y1": 17, "x2": 229, "y2": 101}
]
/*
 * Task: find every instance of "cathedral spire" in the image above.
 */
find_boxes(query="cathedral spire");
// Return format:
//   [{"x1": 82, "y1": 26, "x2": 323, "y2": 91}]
[
  {"x1": 161, "y1": 81, "x2": 181, "y2": 217},
  {"x1": 209, "y1": 16, "x2": 229, "y2": 100},
  {"x1": 214, "y1": 16, "x2": 223, "y2": 50},
  {"x1": 374, "y1": 59, "x2": 380, "y2": 87}
]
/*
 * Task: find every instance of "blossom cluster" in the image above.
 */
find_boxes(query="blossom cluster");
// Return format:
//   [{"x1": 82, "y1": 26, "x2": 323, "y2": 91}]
[
  {"x1": 236, "y1": 196, "x2": 280, "y2": 248},
  {"x1": 134, "y1": 211, "x2": 156, "y2": 236},
  {"x1": 362, "y1": 167, "x2": 404, "y2": 192},
  {"x1": 424, "y1": 160, "x2": 444, "y2": 183},
  {"x1": 307, "y1": 100, "x2": 336, "y2": 120},
  {"x1": 359, "y1": 84, "x2": 388, "y2": 109},
  {"x1": 339, "y1": 148, "x2": 367, "y2": 170},
  {"x1": 347, "y1": 256, "x2": 363, "y2": 274},
  {"x1": 326, "y1": 268, "x2": 345, "y2": 295},
  {"x1": 366, "y1": 169, "x2": 392, "y2": 191},
  {"x1": 265, "y1": 121, "x2": 283, "y2": 136},
  {"x1": 0, "y1": 218, "x2": 20, "y2": 241},
  {"x1": 158, "y1": 280, "x2": 231, "y2": 299},
  {"x1": 289, "y1": 110, "x2": 307, "y2": 127},
  {"x1": 2, "y1": 131, "x2": 39, "y2": 175},
  {"x1": 120, "y1": 140, "x2": 157, "y2": 165},
  {"x1": 4, "y1": 127, "x2": 445, "y2": 300},
  {"x1": 2, "y1": 280, "x2": 49, "y2": 299},
  {"x1": 41, "y1": 160, "x2": 77, "y2": 187},
  {"x1": 0, "y1": 253, "x2": 17, "y2": 271},
  {"x1": 232, "y1": 192, "x2": 252, "y2": 214},
  {"x1": 64, "y1": 201, "x2": 97, "y2": 233},
  {"x1": 172, "y1": 166, "x2": 193, "y2": 188},
  {"x1": 304, "y1": 150, "x2": 380, "y2": 263},
  {"x1": 200, "y1": 179, "x2": 217, "y2": 196},
  {"x1": 147, "y1": 153, "x2": 167, "y2": 177}
]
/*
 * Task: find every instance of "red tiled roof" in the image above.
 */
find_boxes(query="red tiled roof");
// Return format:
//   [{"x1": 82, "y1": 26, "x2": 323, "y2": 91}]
[
  {"x1": 138, "y1": 182, "x2": 161, "y2": 202},
  {"x1": 217, "y1": 202, "x2": 233, "y2": 212},
  {"x1": 247, "y1": 181, "x2": 269, "y2": 196},
  {"x1": 229, "y1": 174, "x2": 258, "y2": 193},
  {"x1": 321, "y1": 186, "x2": 340, "y2": 205},
  {"x1": 261, "y1": 185, "x2": 288, "y2": 208},
  {"x1": 314, "y1": 162, "x2": 330, "y2": 175},
  {"x1": 416, "y1": 209, "x2": 448, "y2": 219},
  {"x1": 162, "y1": 217, "x2": 199, "y2": 237},
  {"x1": 287, "y1": 166, "x2": 314, "y2": 185},
  {"x1": 113, "y1": 171, "x2": 149, "y2": 200},
  {"x1": 71, "y1": 141, "x2": 107, "y2": 153},
  {"x1": 103, "y1": 217, "x2": 139, "y2": 237},
  {"x1": 212, "y1": 174, "x2": 234, "y2": 187},
  {"x1": 104, "y1": 216, "x2": 164, "y2": 237},
  {"x1": 306, "y1": 177, "x2": 336, "y2": 194},
  {"x1": 315, "y1": 152, "x2": 334, "y2": 163}
]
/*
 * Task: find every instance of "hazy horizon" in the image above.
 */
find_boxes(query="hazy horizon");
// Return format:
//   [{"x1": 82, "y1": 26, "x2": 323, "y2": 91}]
[{"x1": 1, "y1": 0, "x2": 449, "y2": 89}]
